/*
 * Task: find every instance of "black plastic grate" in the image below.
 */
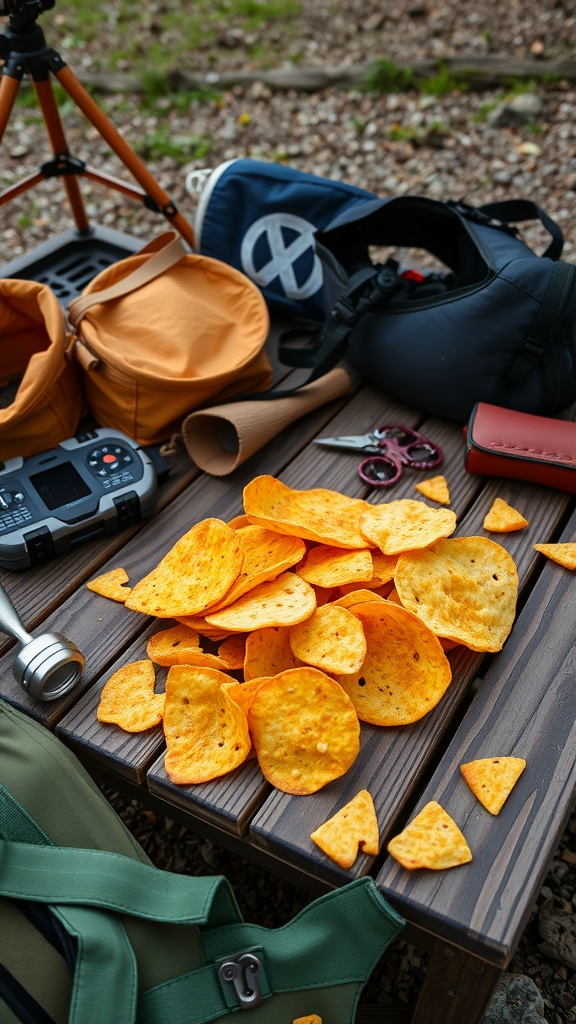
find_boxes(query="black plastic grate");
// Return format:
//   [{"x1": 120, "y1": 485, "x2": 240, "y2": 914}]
[{"x1": 1, "y1": 227, "x2": 142, "y2": 300}]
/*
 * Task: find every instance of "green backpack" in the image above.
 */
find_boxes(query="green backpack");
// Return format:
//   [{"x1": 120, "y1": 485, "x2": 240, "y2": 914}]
[{"x1": 0, "y1": 698, "x2": 404, "y2": 1024}]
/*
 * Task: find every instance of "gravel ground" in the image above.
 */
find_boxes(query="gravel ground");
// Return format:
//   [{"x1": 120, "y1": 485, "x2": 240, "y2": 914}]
[{"x1": 2, "y1": 1, "x2": 576, "y2": 1019}]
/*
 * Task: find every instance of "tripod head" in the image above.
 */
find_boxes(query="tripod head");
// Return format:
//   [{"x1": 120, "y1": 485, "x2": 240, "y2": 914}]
[{"x1": 0, "y1": 0, "x2": 54, "y2": 33}]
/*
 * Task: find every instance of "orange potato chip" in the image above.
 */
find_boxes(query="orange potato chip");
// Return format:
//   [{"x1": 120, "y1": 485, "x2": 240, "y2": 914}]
[
  {"x1": 227, "y1": 513, "x2": 252, "y2": 529},
  {"x1": 217, "y1": 634, "x2": 247, "y2": 670},
  {"x1": 247, "y1": 666, "x2": 360, "y2": 795},
  {"x1": 289, "y1": 604, "x2": 367, "y2": 675},
  {"x1": 387, "y1": 801, "x2": 472, "y2": 870},
  {"x1": 310, "y1": 789, "x2": 379, "y2": 869},
  {"x1": 534, "y1": 542, "x2": 576, "y2": 570},
  {"x1": 176, "y1": 615, "x2": 231, "y2": 642},
  {"x1": 296, "y1": 544, "x2": 373, "y2": 588},
  {"x1": 87, "y1": 567, "x2": 131, "y2": 602},
  {"x1": 147, "y1": 624, "x2": 238, "y2": 670},
  {"x1": 460, "y1": 756, "x2": 526, "y2": 815},
  {"x1": 415, "y1": 475, "x2": 451, "y2": 505},
  {"x1": 335, "y1": 601, "x2": 452, "y2": 726},
  {"x1": 163, "y1": 666, "x2": 251, "y2": 784},
  {"x1": 97, "y1": 660, "x2": 164, "y2": 732},
  {"x1": 359, "y1": 499, "x2": 456, "y2": 555},
  {"x1": 333, "y1": 588, "x2": 386, "y2": 609},
  {"x1": 483, "y1": 497, "x2": 529, "y2": 533},
  {"x1": 205, "y1": 525, "x2": 306, "y2": 612},
  {"x1": 221, "y1": 677, "x2": 270, "y2": 719},
  {"x1": 293, "y1": 1017, "x2": 323, "y2": 1024},
  {"x1": 125, "y1": 519, "x2": 243, "y2": 617},
  {"x1": 370, "y1": 550, "x2": 400, "y2": 586},
  {"x1": 205, "y1": 572, "x2": 316, "y2": 632},
  {"x1": 243, "y1": 475, "x2": 372, "y2": 549},
  {"x1": 147, "y1": 623, "x2": 202, "y2": 666},
  {"x1": 394, "y1": 536, "x2": 519, "y2": 652},
  {"x1": 244, "y1": 625, "x2": 299, "y2": 680}
]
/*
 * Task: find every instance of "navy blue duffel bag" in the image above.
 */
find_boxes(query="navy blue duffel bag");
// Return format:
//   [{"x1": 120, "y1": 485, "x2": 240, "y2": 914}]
[{"x1": 309, "y1": 195, "x2": 576, "y2": 422}]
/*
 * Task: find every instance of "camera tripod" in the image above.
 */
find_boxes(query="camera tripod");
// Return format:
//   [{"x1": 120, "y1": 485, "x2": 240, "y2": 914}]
[{"x1": 0, "y1": 0, "x2": 195, "y2": 247}]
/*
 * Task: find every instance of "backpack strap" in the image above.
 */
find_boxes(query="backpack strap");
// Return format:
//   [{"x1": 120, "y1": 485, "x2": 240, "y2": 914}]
[{"x1": 475, "y1": 199, "x2": 564, "y2": 260}]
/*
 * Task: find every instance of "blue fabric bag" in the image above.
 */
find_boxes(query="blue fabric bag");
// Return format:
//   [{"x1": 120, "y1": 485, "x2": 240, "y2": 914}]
[{"x1": 186, "y1": 158, "x2": 374, "y2": 322}]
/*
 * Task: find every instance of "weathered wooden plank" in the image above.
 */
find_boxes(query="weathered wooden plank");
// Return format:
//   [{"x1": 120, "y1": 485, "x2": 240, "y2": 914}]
[{"x1": 376, "y1": 512, "x2": 576, "y2": 967}]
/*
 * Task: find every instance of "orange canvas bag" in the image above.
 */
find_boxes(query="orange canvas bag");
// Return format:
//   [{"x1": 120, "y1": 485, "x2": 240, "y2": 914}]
[
  {"x1": 67, "y1": 232, "x2": 271, "y2": 446},
  {"x1": 0, "y1": 279, "x2": 84, "y2": 461}
]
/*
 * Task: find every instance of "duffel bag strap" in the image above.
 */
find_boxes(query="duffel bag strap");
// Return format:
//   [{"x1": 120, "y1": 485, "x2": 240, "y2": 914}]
[{"x1": 67, "y1": 231, "x2": 188, "y2": 326}]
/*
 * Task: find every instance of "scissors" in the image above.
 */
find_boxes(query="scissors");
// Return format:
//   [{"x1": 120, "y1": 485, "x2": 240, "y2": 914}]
[{"x1": 314, "y1": 423, "x2": 443, "y2": 487}]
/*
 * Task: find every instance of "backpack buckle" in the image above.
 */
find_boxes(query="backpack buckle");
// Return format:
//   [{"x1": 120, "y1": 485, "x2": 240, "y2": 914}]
[{"x1": 218, "y1": 951, "x2": 264, "y2": 1010}]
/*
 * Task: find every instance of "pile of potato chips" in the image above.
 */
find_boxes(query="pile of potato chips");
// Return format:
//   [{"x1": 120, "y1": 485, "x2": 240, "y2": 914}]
[{"x1": 92, "y1": 474, "x2": 522, "y2": 799}]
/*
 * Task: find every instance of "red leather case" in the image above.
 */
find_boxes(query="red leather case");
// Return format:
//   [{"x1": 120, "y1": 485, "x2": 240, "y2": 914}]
[{"x1": 465, "y1": 403, "x2": 576, "y2": 493}]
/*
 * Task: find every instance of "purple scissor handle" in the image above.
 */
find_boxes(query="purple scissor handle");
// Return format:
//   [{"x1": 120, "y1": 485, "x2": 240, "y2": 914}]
[
  {"x1": 358, "y1": 424, "x2": 442, "y2": 486},
  {"x1": 314, "y1": 423, "x2": 443, "y2": 487}
]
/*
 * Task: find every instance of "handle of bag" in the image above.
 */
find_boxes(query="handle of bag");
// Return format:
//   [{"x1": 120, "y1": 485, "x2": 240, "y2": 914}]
[{"x1": 67, "y1": 231, "x2": 189, "y2": 326}]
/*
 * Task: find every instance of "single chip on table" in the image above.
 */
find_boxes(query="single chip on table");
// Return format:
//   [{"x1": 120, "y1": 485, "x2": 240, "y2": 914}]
[
  {"x1": 247, "y1": 666, "x2": 360, "y2": 795},
  {"x1": 534, "y1": 542, "x2": 576, "y2": 570},
  {"x1": 87, "y1": 567, "x2": 131, "y2": 602},
  {"x1": 244, "y1": 625, "x2": 299, "y2": 680},
  {"x1": 394, "y1": 536, "x2": 519, "y2": 652},
  {"x1": 296, "y1": 544, "x2": 374, "y2": 588},
  {"x1": 205, "y1": 525, "x2": 306, "y2": 612},
  {"x1": 415, "y1": 475, "x2": 451, "y2": 505},
  {"x1": 334, "y1": 601, "x2": 452, "y2": 726},
  {"x1": 289, "y1": 604, "x2": 367, "y2": 675},
  {"x1": 483, "y1": 497, "x2": 529, "y2": 533},
  {"x1": 310, "y1": 789, "x2": 380, "y2": 869},
  {"x1": 359, "y1": 499, "x2": 457, "y2": 555},
  {"x1": 387, "y1": 801, "x2": 472, "y2": 870},
  {"x1": 163, "y1": 666, "x2": 251, "y2": 785},
  {"x1": 292, "y1": 1017, "x2": 323, "y2": 1024},
  {"x1": 205, "y1": 572, "x2": 316, "y2": 632},
  {"x1": 460, "y1": 756, "x2": 526, "y2": 815},
  {"x1": 97, "y1": 660, "x2": 164, "y2": 732},
  {"x1": 125, "y1": 518, "x2": 243, "y2": 618},
  {"x1": 243, "y1": 475, "x2": 372, "y2": 549}
]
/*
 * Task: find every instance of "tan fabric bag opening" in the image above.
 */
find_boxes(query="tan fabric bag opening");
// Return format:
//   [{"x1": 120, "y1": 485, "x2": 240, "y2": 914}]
[
  {"x1": 0, "y1": 279, "x2": 84, "y2": 462},
  {"x1": 68, "y1": 232, "x2": 272, "y2": 446}
]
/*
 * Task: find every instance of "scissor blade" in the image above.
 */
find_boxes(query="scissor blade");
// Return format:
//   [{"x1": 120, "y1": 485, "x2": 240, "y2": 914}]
[{"x1": 313, "y1": 434, "x2": 381, "y2": 454}]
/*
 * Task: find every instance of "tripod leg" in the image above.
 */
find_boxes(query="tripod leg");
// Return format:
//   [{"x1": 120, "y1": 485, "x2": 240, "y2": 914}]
[
  {"x1": 34, "y1": 77, "x2": 90, "y2": 234},
  {"x1": 53, "y1": 64, "x2": 196, "y2": 248},
  {"x1": 0, "y1": 75, "x2": 21, "y2": 144}
]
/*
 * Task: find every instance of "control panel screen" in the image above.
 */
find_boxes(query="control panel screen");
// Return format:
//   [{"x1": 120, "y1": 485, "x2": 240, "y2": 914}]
[{"x1": 29, "y1": 462, "x2": 92, "y2": 511}]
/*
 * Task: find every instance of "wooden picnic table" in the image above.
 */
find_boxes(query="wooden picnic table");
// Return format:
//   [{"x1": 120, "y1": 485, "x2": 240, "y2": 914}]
[{"x1": 1, "y1": 342, "x2": 575, "y2": 1024}]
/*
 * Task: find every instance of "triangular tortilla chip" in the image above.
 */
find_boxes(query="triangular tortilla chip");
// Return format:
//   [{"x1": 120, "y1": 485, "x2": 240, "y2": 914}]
[
  {"x1": 87, "y1": 567, "x2": 131, "y2": 602},
  {"x1": 387, "y1": 801, "x2": 472, "y2": 870},
  {"x1": 293, "y1": 1017, "x2": 323, "y2": 1024},
  {"x1": 415, "y1": 475, "x2": 451, "y2": 505},
  {"x1": 483, "y1": 497, "x2": 528, "y2": 533},
  {"x1": 310, "y1": 790, "x2": 379, "y2": 869},
  {"x1": 460, "y1": 756, "x2": 526, "y2": 815},
  {"x1": 534, "y1": 542, "x2": 576, "y2": 570}
]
